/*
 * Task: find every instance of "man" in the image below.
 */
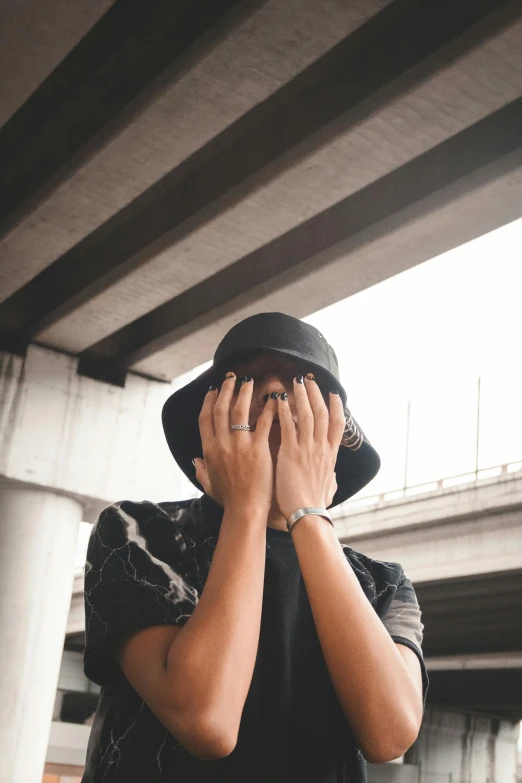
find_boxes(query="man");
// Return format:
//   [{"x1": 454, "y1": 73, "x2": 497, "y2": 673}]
[{"x1": 82, "y1": 312, "x2": 428, "y2": 782}]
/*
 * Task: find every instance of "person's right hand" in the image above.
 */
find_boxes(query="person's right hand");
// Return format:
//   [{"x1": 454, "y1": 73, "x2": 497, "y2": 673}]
[{"x1": 193, "y1": 371, "x2": 278, "y2": 516}]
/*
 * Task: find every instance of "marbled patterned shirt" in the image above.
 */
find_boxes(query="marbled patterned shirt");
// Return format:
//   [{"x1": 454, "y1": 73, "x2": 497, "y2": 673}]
[{"x1": 82, "y1": 493, "x2": 428, "y2": 782}]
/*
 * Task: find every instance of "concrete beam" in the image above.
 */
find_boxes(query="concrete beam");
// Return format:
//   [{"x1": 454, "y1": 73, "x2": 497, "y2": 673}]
[
  {"x1": 1, "y1": 0, "x2": 517, "y2": 358},
  {"x1": 76, "y1": 98, "x2": 522, "y2": 380},
  {"x1": 0, "y1": 0, "x2": 250, "y2": 237},
  {"x1": 0, "y1": 345, "x2": 195, "y2": 514},
  {"x1": 425, "y1": 669, "x2": 522, "y2": 721},
  {"x1": 0, "y1": 0, "x2": 113, "y2": 129},
  {"x1": 425, "y1": 652, "x2": 522, "y2": 670},
  {"x1": 336, "y1": 471, "x2": 522, "y2": 582}
]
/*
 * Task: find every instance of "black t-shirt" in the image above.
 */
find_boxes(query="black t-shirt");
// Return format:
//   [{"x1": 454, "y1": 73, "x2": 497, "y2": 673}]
[{"x1": 81, "y1": 493, "x2": 428, "y2": 782}]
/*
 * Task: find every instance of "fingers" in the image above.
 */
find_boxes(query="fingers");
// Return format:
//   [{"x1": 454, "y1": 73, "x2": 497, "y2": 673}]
[
  {"x1": 254, "y1": 390, "x2": 278, "y2": 440},
  {"x1": 327, "y1": 390, "x2": 345, "y2": 450},
  {"x1": 213, "y1": 371, "x2": 239, "y2": 439},
  {"x1": 212, "y1": 371, "x2": 258, "y2": 440},
  {"x1": 232, "y1": 374, "x2": 254, "y2": 431},
  {"x1": 277, "y1": 388, "x2": 297, "y2": 447},
  {"x1": 292, "y1": 374, "x2": 311, "y2": 443},
  {"x1": 198, "y1": 383, "x2": 218, "y2": 451},
  {"x1": 306, "y1": 373, "x2": 330, "y2": 443},
  {"x1": 292, "y1": 372, "x2": 344, "y2": 452},
  {"x1": 199, "y1": 367, "x2": 346, "y2": 457},
  {"x1": 292, "y1": 373, "x2": 325, "y2": 444}
]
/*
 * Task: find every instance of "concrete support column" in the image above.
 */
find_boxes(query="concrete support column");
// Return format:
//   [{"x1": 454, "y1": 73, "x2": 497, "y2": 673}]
[
  {"x1": 0, "y1": 481, "x2": 84, "y2": 783},
  {"x1": 405, "y1": 706, "x2": 520, "y2": 782}
]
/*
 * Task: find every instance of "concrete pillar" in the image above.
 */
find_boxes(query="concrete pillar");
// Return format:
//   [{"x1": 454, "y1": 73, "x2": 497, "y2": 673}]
[
  {"x1": 405, "y1": 706, "x2": 520, "y2": 782},
  {"x1": 0, "y1": 481, "x2": 84, "y2": 783}
]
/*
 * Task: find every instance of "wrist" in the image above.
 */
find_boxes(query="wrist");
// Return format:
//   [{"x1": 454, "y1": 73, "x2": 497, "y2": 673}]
[
  {"x1": 223, "y1": 502, "x2": 269, "y2": 523},
  {"x1": 289, "y1": 512, "x2": 334, "y2": 536},
  {"x1": 285, "y1": 506, "x2": 333, "y2": 534},
  {"x1": 281, "y1": 503, "x2": 329, "y2": 521}
]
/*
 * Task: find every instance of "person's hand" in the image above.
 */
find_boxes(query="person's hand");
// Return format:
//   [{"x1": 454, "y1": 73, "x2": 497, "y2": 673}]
[
  {"x1": 193, "y1": 371, "x2": 277, "y2": 516},
  {"x1": 274, "y1": 373, "x2": 345, "y2": 521}
]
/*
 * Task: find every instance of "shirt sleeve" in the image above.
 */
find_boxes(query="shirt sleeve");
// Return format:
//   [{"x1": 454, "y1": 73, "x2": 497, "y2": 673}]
[
  {"x1": 83, "y1": 501, "x2": 199, "y2": 687},
  {"x1": 379, "y1": 569, "x2": 429, "y2": 709}
]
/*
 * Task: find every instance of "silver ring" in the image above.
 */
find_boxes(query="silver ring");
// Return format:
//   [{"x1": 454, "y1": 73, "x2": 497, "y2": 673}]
[{"x1": 231, "y1": 424, "x2": 251, "y2": 431}]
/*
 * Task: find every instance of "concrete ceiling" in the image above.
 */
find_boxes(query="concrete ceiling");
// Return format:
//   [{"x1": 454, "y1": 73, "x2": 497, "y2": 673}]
[{"x1": 1, "y1": 0, "x2": 522, "y2": 385}]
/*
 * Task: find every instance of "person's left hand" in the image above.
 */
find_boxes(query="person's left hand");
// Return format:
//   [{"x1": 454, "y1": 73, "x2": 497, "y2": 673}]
[{"x1": 275, "y1": 372, "x2": 345, "y2": 521}]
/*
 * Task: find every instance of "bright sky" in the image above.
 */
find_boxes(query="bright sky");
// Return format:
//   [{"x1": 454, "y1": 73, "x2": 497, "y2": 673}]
[{"x1": 302, "y1": 215, "x2": 522, "y2": 498}]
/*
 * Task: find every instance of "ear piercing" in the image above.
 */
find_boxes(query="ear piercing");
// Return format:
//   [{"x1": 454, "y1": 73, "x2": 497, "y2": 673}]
[{"x1": 341, "y1": 406, "x2": 364, "y2": 451}]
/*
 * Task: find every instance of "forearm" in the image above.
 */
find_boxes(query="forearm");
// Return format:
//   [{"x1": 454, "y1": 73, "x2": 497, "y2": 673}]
[
  {"x1": 166, "y1": 504, "x2": 266, "y2": 744},
  {"x1": 291, "y1": 515, "x2": 420, "y2": 762}
]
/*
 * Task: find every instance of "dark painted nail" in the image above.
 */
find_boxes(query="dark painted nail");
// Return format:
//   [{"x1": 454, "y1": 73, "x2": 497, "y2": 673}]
[
  {"x1": 330, "y1": 389, "x2": 340, "y2": 394},
  {"x1": 208, "y1": 385, "x2": 216, "y2": 391},
  {"x1": 240, "y1": 376, "x2": 252, "y2": 383},
  {"x1": 281, "y1": 392, "x2": 288, "y2": 401},
  {"x1": 223, "y1": 372, "x2": 235, "y2": 380},
  {"x1": 296, "y1": 375, "x2": 304, "y2": 383},
  {"x1": 191, "y1": 458, "x2": 196, "y2": 466},
  {"x1": 269, "y1": 391, "x2": 279, "y2": 399},
  {"x1": 305, "y1": 373, "x2": 315, "y2": 381}
]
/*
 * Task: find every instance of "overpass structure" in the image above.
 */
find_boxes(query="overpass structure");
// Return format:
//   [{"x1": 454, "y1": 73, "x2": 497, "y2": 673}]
[{"x1": 1, "y1": 1, "x2": 522, "y2": 780}]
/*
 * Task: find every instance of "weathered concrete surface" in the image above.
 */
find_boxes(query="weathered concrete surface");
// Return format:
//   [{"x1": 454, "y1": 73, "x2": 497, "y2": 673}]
[
  {"x1": 41, "y1": 40, "x2": 522, "y2": 359},
  {"x1": 0, "y1": 0, "x2": 390, "y2": 303},
  {"x1": 0, "y1": 345, "x2": 195, "y2": 520},
  {"x1": 0, "y1": 483, "x2": 83, "y2": 783},
  {"x1": 0, "y1": 0, "x2": 114, "y2": 128},
  {"x1": 129, "y1": 155, "x2": 522, "y2": 382},
  {"x1": 405, "y1": 707, "x2": 520, "y2": 783},
  {"x1": 0, "y1": 3, "x2": 521, "y2": 385}
]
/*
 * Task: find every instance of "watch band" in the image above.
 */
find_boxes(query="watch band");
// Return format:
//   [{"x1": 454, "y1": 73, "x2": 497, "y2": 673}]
[{"x1": 286, "y1": 507, "x2": 334, "y2": 534}]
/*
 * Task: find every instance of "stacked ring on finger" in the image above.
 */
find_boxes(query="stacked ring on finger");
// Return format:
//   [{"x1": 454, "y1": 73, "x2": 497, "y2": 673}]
[{"x1": 228, "y1": 373, "x2": 253, "y2": 432}]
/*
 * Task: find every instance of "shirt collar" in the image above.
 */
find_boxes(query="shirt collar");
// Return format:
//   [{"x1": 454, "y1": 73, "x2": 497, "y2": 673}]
[{"x1": 200, "y1": 492, "x2": 224, "y2": 525}]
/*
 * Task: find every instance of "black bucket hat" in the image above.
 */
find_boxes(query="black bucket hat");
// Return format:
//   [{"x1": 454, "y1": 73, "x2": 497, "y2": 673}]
[{"x1": 162, "y1": 312, "x2": 381, "y2": 509}]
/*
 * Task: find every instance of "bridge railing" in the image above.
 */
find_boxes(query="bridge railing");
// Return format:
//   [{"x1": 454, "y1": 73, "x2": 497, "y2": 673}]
[{"x1": 330, "y1": 458, "x2": 522, "y2": 518}]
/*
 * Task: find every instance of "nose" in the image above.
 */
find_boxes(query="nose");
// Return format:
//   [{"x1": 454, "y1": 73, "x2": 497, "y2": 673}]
[
  {"x1": 247, "y1": 377, "x2": 298, "y2": 432},
  {"x1": 260, "y1": 378, "x2": 287, "y2": 404},
  {"x1": 262, "y1": 391, "x2": 283, "y2": 403}
]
